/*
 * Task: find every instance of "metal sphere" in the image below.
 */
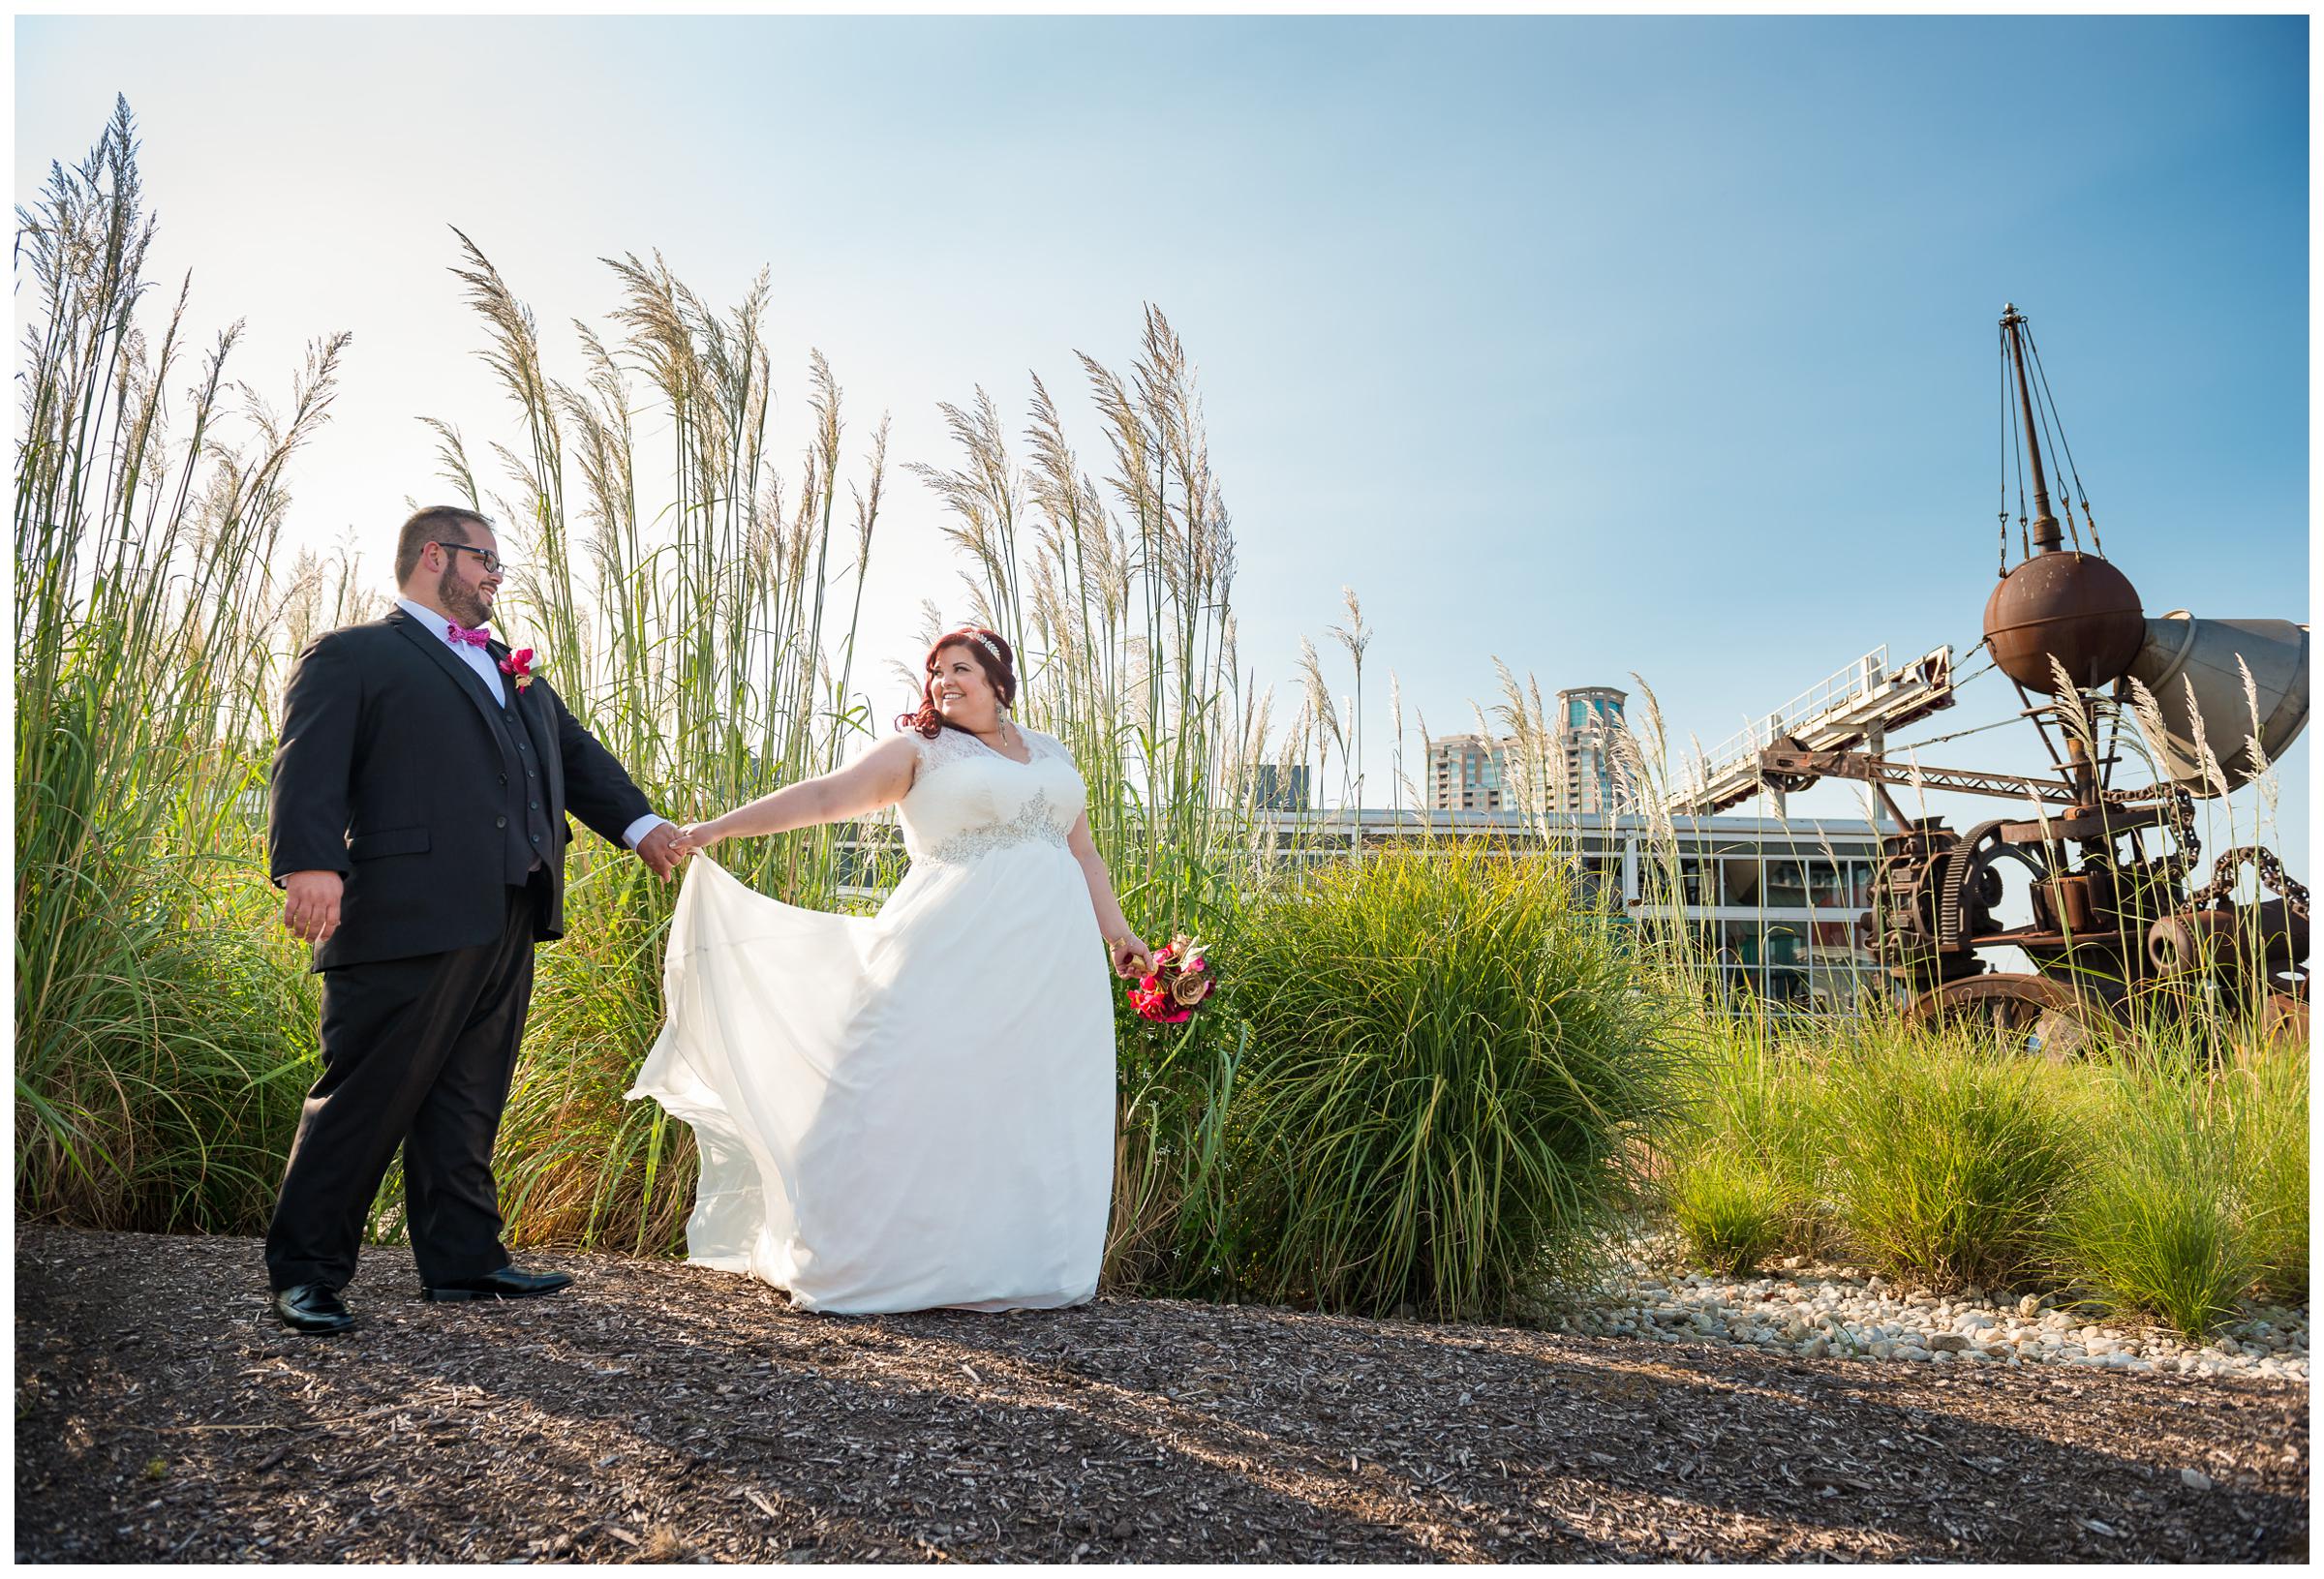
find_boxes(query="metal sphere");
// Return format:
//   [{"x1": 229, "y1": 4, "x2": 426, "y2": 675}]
[{"x1": 1981, "y1": 551, "x2": 2146, "y2": 694}]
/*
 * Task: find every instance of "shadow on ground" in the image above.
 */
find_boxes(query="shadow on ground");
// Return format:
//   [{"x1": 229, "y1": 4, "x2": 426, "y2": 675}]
[{"x1": 14, "y1": 1229, "x2": 2309, "y2": 1563}]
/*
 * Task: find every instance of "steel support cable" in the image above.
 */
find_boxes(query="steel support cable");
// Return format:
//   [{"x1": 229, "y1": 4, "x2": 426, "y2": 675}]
[
  {"x1": 1898, "y1": 713, "x2": 2028, "y2": 750},
  {"x1": 2027, "y1": 340, "x2": 2082, "y2": 553},
  {"x1": 2026, "y1": 327, "x2": 2101, "y2": 555},
  {"x1": 1877, "y1": 652, "x2": 2005, "y2": 751}
]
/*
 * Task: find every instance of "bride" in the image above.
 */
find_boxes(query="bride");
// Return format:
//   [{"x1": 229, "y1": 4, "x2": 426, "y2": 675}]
[{"x1": 626, "y1": 627, "x2": 1148, "y2": 1313}]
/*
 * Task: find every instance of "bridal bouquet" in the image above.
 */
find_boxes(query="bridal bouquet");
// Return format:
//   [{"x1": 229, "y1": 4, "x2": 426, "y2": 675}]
[{"x1": 1127, "y1": 934, "x2": 1216, "y2": 1025}]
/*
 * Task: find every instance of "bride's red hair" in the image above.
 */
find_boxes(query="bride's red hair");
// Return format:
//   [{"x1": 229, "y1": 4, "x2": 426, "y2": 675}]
[{"x1": 897, "y1": 627, "x2": 1019, "y2": 740}]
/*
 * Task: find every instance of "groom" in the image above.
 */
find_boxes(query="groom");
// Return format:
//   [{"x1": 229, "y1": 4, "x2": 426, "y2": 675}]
[{"x1": 264, "y1": 505, "x2": 689, "y2": 1334}]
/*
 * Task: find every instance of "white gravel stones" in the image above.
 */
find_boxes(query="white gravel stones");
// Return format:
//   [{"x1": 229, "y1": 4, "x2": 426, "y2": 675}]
[{"x1": 1544, "y1": 1240, "x2": 2309, "y2": 1383}]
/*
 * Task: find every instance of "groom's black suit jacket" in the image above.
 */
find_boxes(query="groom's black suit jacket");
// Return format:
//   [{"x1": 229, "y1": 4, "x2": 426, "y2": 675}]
[{"x1": 268, "y1": 608, "x2": 653, "y2": 971}]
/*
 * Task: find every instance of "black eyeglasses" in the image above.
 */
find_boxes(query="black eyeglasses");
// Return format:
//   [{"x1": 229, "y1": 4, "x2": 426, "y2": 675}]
[{"x1": 433, "y1": 541, "x2": 507, "y2": 575}]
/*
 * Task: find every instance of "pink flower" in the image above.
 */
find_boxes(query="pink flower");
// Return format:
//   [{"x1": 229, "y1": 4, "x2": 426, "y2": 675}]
[{"x1": 499, "y1": 647, "x2": 538, "y2": 690}]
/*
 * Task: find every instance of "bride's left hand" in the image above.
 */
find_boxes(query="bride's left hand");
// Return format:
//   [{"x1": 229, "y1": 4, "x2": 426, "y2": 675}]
[{"x1": 1109, "y1": 933, "x2": 1152, "y2": 979}]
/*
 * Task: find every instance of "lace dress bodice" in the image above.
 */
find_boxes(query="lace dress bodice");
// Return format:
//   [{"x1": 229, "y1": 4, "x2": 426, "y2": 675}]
[{"x1": 895, "y1": 725, "x2": 1086, "y2": 868}]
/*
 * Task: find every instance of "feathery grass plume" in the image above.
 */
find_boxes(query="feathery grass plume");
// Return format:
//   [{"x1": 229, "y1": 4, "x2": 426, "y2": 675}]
[
  {"x1": 408, "y1": 232, "x2": 893, "y2": 1252},
  {"x1": 2235, "y1": 653, "x2": 2277, "y2": 822},
  {"x1": 2123, "y1": 673, "x2": 2173, "y2": 774},
  {"x1": 1297, "y1": 636, "x2": 1340, "y2": 803},
  {"x1": 2179, "y1": 673, "x2": 2230, "y2": 800},
  {"x1": 909, "y1": 387, "x2": 1025, "y2": 662},
  {"x1": 1386, "y1": 670, "x2": 1405, "y2": 815},
  {"x1": 2042, "y1": 656, "x2": 2105, "y2": 785},
  {"x1": 1408, "y1": 702, "x2": 1435, "y2": 816},
  {"x1": 1902, "y1": 747, "x2": 1932, "y2": 821},
  {"x1": 1327, "y1": 586, "x2": 1371, "y2": 827},
  {"x1": 1466, "y1": 699, "x2": 1500, "y2": 787},
  {"x1": 1683, "y1": 732, "x2": 1711, "y2": 809}
]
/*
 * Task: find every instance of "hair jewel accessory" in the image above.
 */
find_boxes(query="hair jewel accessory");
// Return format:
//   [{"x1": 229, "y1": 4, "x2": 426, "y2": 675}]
[{"x1": 972, "y1": 631, "x2": 1004, "y2": 664}]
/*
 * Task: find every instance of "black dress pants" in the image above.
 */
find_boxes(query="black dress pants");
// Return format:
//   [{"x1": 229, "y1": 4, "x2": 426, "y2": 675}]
[{"x1": 265, "y1": 882, "x2": 539, "y2": 1291}]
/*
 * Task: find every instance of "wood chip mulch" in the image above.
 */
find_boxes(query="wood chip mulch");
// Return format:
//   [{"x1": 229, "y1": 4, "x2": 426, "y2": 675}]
[{"x1": 13, "y1": 1228, "x2": 2309, "y2": 1564}]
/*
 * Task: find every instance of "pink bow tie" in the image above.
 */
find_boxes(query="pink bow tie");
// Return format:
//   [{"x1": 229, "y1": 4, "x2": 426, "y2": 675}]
[{"x1": 445, "y1": 622, "x2": 491, "y2": 649}]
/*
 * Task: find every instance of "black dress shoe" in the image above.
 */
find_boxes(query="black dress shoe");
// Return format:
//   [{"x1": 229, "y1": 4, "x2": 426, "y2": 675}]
[
  {"x1": 422, "y1": 1266, "x2": 574, "y2": 1302},
  {"x1": 272, "y1": 1283, "x2": 356, "y2": 1334}
]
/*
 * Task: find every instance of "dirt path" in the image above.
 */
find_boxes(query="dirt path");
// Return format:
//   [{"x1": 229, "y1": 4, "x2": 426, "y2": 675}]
[{"x1": 14, "y1": 1229, "x2": 2308, "y2": 1563}]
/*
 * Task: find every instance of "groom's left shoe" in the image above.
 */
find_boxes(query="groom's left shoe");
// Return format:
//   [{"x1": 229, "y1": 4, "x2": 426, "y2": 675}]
[{"x1": 422, "y1": 1266, "x2": 574, "y2": 1302}]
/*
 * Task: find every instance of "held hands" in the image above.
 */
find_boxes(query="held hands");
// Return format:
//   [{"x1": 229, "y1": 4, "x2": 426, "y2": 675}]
[
  {"x1": 680, "y1": 818, "x2": 728, "y2": 855},
  {"x1": 1108, "y1": 933, "x2": 1153, "y2": 979},
  {"x1": 281, "y1": 870, "x2": 344, "y2": 944},
  {"x1": 636, "y1": 821, "x2": 694, "y2": 882}
]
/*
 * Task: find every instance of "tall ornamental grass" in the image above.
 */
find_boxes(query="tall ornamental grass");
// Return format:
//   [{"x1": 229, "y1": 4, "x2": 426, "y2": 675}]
[
  {"x1": 419, "y1": 231, "x2": 1269, "y2": 1262},
  {"x1": 906, "y1": 317, "x2": 1269, "y2": 1291},
  {"x1": 1219, "y1": 842, "x2": 1681, "y2": 1321},
  {"x1": 15, "y1": 100, "x2": 351, "y2": 1231},
  {"x1": 406, "y1": 238, "x2": 903, "y2": 1253}
]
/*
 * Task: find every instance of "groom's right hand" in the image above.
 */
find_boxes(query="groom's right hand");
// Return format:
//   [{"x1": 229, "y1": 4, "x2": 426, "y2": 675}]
[{"x1": 282, "y1": 870, "x2": 344, "y2": 944}]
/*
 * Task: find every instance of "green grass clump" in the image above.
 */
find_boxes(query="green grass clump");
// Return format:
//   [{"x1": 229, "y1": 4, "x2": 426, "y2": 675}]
[
  {"x1": 2062, "y1": 1040, "x2": 2307, "y2": 1337},
  {"x1": 1667, "y1": 1145, "x2": 1790, "y2": 1276},
  {"x1": 1673, "y1": 1010, "x2": 1833, "y2": 1249},
  {"x1": 1221, "y1": 842, "x2": 1681, "y2": 1321},
  {"x1": 1819, "y1": 1030, "x2": 2085, "y2": 1291},
  {"x1": 2063, "y1": 1091, "x2": 2251, "y2": 1339},
  {"x1": 2227, "y1": 1042, "x2": 2309, "y2": 1303}
]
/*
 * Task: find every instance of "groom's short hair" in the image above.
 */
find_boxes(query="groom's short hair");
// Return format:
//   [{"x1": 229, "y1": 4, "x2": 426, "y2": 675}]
[{"x1": 395, "y1": 505, "x2": 492, "y2": 586}]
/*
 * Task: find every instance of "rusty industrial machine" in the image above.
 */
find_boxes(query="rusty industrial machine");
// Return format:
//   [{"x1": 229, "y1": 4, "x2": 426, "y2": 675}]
[{"x1": 1751, "y1": 305, "x2": 2309, "y2": 1051}]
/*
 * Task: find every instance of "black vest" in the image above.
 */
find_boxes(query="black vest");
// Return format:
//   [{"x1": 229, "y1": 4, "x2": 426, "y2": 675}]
[{"x1": 481, "y1": 682, "x2": 554, "y2": 884}]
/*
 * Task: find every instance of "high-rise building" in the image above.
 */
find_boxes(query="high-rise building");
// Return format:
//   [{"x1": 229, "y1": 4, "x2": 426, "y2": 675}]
[
  {"x1": 1426, "y1": 733, "x2": 1506, "y2": 811},
  {"x1": 1555, "y1": 686, "x2": 1627, "y2": 816},
  {"x1": 1425, "y1": 686, "x2": 1630, "y2": 815}
]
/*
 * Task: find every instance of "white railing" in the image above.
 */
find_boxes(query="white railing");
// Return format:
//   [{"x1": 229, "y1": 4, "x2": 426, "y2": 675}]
[{"x1": 1679, "y1": 646, "x2": 1955, "y2": 812}]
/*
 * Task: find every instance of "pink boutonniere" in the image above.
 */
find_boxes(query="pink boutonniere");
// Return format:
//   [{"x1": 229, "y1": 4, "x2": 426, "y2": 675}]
[{"x1": 499, "y1": 648, "x2": 538, "y2": 691}]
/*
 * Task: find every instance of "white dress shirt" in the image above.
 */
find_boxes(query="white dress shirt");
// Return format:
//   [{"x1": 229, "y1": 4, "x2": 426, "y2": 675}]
[{"x1": 397, "y1": 597, "x2": 668, "y2": 852}]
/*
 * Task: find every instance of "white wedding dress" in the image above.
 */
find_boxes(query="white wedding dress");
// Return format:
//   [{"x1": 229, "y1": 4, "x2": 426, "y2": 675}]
[{"x1": 626, "y1": 724, "x2": 1116, "y2": 1313}]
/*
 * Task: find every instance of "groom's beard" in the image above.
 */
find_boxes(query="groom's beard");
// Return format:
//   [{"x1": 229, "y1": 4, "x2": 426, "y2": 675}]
[{"x1": 438, "y1": 564, "x2": 491, "y2": 630}]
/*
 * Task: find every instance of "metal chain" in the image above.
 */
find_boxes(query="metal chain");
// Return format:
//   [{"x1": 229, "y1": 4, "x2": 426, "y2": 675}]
[
  {"x1": 2102, "y1": 782, "x2": 2198, "y2": 885},
  {"x1": 2190, "y1": 846, "x2": 2311, "y2": 922}
]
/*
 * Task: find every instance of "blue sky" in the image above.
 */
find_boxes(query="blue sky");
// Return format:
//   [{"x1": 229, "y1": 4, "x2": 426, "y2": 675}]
[{"x1": 16, "y1": 15, "x2": 2309, "y2": 870}]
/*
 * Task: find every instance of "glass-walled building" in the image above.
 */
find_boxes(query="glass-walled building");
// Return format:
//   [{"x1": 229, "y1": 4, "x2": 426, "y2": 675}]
[
  {"x1": 1249, "y1": 805, "x2": 1891, "y2": 1012},
  {"x1": 1426, "y1": 733, "x2": 1507, "y2": 811},
  {"x1": 1426, "y1": 687, "x2": 1632, "y2": 818},
  {"x1": 1555, "y1": 686, "x2": 1626, "y2": 817},
  {"x1": 832, "y1": 799, "x2": 1894, "y2": 1013}
]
